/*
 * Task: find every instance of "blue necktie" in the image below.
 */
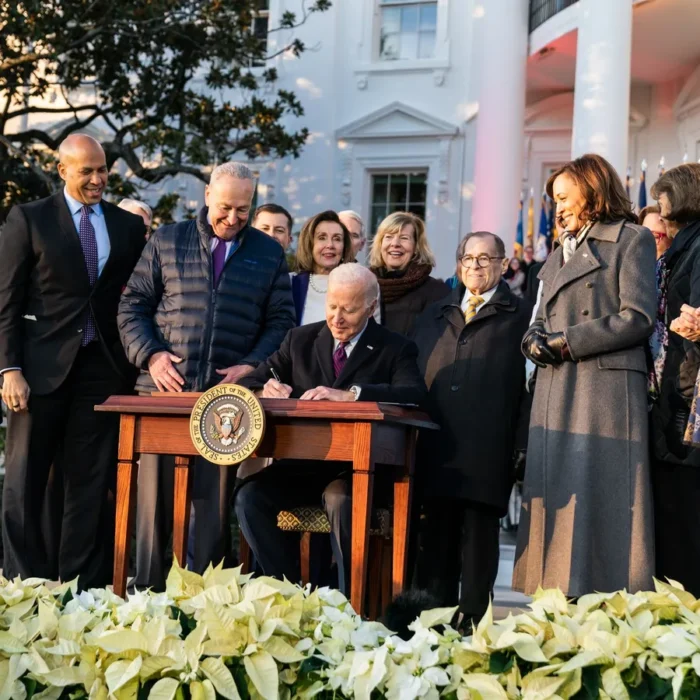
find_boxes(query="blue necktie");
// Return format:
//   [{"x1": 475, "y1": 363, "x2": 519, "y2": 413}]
[{"x1": 78, "y1": 205, "x2": 98, "y2": 345}]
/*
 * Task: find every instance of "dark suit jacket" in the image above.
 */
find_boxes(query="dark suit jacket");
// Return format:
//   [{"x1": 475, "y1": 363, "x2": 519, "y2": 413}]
[
  {"x1": 413, "y1": 282, "x2": 531, "y2": 511},
  {"x1": 239, "y1": 318, "x2": 427, "y2": 405},
  {"x1": 0, "y1": 192, "x2": 146, "y2": 394}
]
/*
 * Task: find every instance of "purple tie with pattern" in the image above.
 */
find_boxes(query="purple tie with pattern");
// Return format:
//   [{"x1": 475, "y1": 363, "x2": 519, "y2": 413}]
[
  {"x1": 212, "y1": 238, "x2": 227, "y2": 287},
  {"x1": 78, "y1": 205, "x2": 98, "y2": 345},
  {"x1": 333, "y1": 342, "x2": 348, "y2": 379}
]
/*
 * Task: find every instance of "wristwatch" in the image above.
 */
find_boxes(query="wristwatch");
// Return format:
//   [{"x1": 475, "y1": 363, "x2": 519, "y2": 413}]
[{"x1": 349, "y1": 385, "x2": 361, "y2": 401}]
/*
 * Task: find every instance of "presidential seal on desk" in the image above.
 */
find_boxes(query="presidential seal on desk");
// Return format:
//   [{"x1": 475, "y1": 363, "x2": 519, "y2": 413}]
[{"x1": 190, "y1": 384, "x2": 265, "y2": 465}]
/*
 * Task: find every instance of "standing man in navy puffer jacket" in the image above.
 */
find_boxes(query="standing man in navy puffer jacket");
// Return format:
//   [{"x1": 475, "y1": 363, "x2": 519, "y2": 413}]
[{"x1": 118, "y1": 162, "x2": 295, "y2": 589}]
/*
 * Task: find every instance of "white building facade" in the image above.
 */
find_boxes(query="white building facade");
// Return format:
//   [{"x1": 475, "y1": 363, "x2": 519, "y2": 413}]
[
  {"x1": 29, "y1": 0, "x2": 700, "y2": 278},
  {"x1": 239, "y1": 0, "x2": 700, "y2": 276}
]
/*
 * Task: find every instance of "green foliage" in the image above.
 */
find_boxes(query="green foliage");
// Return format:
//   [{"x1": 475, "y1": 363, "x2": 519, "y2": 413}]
[{"x1": 0, "y1": 0, "x2": 331, "y2": 220}]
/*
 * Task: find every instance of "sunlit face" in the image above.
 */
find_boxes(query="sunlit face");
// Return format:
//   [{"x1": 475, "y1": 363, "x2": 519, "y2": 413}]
[
  {"x1": 459, "y1": 235, "x2": 508, "y2": 295},
  {"x1": 381, "y1": 224, "x2": 416, "y2": 272},
  {"x1": 552, "y1": 173, "x2": 589, "y2": 234},
  {"x1": 312, "y1": 222, "x2": 345, "y2": 274},
  {"x1": 340, "y1": 214, "x2": 365, "y2": 256},
  {"x1": 658, "y1": 192, "x2": 681, "y2": 240},
  {"x1": 642, "y1": 211, "x2": 671, "y2": 258},
  {"x1": 204, "y1": 176, "x2": 255, "y2": 240},
  {"x1": 326, "y1": 281, "x2": 376, "y2": 343},
  {"x1": 255, "y1": 211, "x2": 292, "y2": 250},
  {"x1": 58, "y1": 143, "x2": 108, "y2": 205}
]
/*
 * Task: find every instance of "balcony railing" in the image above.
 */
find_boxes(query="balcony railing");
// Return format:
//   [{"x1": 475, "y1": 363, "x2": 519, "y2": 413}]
[{"x1": 529, "y1": 0, "x2": 578, "y2": 32}]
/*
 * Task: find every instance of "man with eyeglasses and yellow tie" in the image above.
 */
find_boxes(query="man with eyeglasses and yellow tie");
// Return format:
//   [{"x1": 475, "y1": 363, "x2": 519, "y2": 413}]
[{"x1": 410, "y1": 231, "x2": 531, "y2": 632}]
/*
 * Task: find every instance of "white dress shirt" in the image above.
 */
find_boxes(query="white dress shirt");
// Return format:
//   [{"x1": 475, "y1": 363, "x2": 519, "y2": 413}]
[
  {"x1": 63, "y1": 189, "x2": 111, "y2": 277},
  {"x1": 207, "y1": 213, "x2": 236, "y2": 260},
  {"x1": 460, "y1": 285, "x2": 498, "y2": 316},
  {"x1": 333, "y1": 320, "x2": 368, "y2": 357},
  {"x1": 1, "y1": 192, "x2": 111, "y2": 374}
]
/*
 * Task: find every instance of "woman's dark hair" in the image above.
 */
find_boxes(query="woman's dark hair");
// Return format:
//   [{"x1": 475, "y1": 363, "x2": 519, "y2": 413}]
[
  {"x1": 253, "y1": 203, "x2": 294, "y2": 234},
  {"x1": 650, "y1": 163, "x2": 700, "y2": 224},
  {"x1": 546, "y1": 153, "x2": 636, "y2": 224},
  {"x1": 295, "y1": 210, "x2": 354, "y2": 273}
]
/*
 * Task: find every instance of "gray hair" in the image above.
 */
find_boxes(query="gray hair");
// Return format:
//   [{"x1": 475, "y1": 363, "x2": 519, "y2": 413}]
[
  {"x1": 118, "y1": 198, "x2": 153, "y2": 221},
  {"x1": 338, "y1": 210, "x2": 365, "y2": 236},
  {"x1": 210, "y1": 161, "x2": 256, "y2": 185},
  {"x1": 328, "y1": 263, "x2": 379, "y2": 304}
]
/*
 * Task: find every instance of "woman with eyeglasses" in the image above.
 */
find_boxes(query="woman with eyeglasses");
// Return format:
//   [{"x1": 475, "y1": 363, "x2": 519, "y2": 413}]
[
  {"x1": 640, "y1": 204, "x2": 671, "y2": 259},
  {"x1": 369, "y1": 212, "x2": 449, "y2": 337},
  {"x1": 515, "y1": 153, "x2": 657, "y2": 598},
  {"x1": 646, "y1": 163, "x2": 700, "y2": 595}
]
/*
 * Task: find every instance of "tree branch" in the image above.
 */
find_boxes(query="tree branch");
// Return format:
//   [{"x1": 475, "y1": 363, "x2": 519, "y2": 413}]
[{"x1": 0, "y1": 134, "x2": 57, "y2": 193}]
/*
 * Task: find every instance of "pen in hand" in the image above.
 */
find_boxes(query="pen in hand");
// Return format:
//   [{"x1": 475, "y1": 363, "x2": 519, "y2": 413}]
[{"x1": 270, "y1": 367, "x2": 281, "y2": 382}]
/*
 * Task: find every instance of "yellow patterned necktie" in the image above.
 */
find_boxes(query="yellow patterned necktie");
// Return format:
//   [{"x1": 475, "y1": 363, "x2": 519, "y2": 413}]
[{"x1": 465, "y1": 295, "x2": 484, "y2": 323}]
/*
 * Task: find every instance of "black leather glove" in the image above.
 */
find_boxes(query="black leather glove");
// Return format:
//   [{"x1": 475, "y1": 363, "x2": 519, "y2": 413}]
[
  {"x1": 546, "y1": 332, "x2": 571, "y2": 363},
  {"x1": 522, "y1": 326, "x2": 556, "y2": 368}
]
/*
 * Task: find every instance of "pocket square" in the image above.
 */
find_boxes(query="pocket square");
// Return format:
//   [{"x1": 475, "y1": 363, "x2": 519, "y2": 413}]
[{"x1": 22, "y1": 314, "x2": 37, "y2": 321}]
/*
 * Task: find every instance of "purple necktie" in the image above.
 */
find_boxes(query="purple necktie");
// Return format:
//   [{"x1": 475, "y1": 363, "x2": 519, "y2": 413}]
[
  {"x1": 78, "y1": 205, "x2": 98, "y2": 345},
  {"x1": 212, "y1": 238, "x2": 227, "y2": 287},
  {"x1": 333, "y1": 342, "x2": 348, "y2": 379}
]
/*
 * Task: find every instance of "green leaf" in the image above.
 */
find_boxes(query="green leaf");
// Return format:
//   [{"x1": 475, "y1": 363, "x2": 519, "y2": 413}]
[{"x1": 489, "y1": 651, "x2": 514, "y2": 675}]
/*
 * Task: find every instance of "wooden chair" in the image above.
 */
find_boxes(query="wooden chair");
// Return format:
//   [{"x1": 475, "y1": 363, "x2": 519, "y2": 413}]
[{"x1": 239, "y1": 506, "x2": 393, "y2": 618}]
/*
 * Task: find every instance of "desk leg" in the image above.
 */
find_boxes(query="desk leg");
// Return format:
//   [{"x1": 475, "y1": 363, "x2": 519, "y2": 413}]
[
  {"x1": 173, "y1": 456, "x2": 193, "y2": 569},
  {"x1": 392, "y1": 427, "x2": 417, "y2": 599},
  {"x1": 351, "y1": 422, "x2": 374, "y2": 616},
  {"x1": 113, "y1": 414, "x2": 137, "y2": 598}
]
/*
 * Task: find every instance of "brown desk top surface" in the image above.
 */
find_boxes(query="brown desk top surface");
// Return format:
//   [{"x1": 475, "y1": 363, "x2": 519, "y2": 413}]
[{"x1": 96, "y1": 394, "x2": 438, "y2": 430}]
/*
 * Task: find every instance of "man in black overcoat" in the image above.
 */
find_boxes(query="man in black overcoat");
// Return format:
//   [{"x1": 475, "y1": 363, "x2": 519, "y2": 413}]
[{"x1": 412, "y1": 231, "x2": 531, "y2": 627}]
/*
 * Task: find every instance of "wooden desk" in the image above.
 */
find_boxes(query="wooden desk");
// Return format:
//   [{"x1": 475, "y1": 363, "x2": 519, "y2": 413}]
[{"x1": 96, "y1": 396, "x2": 437, "y2": 615}]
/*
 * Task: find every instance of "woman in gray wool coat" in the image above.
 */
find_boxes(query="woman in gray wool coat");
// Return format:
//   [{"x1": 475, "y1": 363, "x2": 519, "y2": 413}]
[{"x1": 515, "y1": 153, "x2": 657, "y2": 597}]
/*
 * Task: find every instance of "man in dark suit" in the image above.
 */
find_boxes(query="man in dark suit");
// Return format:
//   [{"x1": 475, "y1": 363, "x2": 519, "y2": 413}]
[
  {"x1": 235, "y1": 263, "x2": 427, "y2": 593},
  {"x1": 0, "y1": 133, "x2": 146, "y2": 587}
]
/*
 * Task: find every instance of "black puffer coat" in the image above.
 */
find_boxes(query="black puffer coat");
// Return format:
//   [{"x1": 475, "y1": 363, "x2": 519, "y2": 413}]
[
  {"x1": 651, "y1": 220, "x2": 700, "y2": 465},
  {"x1": 118, "y1": 210, "x2": 295, "y2": 393}
]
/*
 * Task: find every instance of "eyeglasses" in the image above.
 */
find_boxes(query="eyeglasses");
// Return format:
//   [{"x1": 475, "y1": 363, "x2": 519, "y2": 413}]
[{"x1": 460, "y1": 254, "x2": 505, "y2": 268}]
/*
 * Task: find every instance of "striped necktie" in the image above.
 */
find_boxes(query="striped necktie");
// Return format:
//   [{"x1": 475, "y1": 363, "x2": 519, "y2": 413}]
[{"x1": 465, "y1": 296, "x2": 484, "y2": 323}]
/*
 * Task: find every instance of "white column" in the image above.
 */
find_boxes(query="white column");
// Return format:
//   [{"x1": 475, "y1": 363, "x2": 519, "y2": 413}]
[
  {"x1": 571, "y1": 0, "x2": 632, "y2": 176},
  {"x1": 471, "y1": 0, "x2": 529, "y2": 252}
]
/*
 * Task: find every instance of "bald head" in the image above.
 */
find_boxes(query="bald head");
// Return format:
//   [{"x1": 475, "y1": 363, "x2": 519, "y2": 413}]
[{"x1": 57, "y1": 134, "x2": 108, "y2": 205}]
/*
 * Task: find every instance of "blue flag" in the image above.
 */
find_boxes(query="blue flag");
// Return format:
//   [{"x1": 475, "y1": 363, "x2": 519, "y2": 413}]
[
  {"x1": 638, "y1": 168, "x2": 647, "y2": 211},
  {"x1": 535, "y1": 193, "x2": 551, "y2": 262},
  {"x1": 514, "y1": 197, "x2": 524, "y2": 259}
]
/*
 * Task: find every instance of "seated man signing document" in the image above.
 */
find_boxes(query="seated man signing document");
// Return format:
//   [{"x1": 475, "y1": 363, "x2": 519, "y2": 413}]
[{"x1": 235, "y1": 263, "x2": 426, "y2": 593}]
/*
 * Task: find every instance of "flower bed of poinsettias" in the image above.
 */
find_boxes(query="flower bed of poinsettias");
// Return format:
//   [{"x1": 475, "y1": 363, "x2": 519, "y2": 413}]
[{"x1": 0, "y1": 563, "x2": 699, "y2": 700}]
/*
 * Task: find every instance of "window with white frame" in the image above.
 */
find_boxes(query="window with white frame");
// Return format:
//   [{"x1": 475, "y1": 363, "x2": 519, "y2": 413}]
[
  {"x1": 369, "y1": 172, "x2": 428, "y2": 236},
  {"x1": 250, "y1": 0, "x2": 270, "y2": 67},
  {"x1": 378, "y1": 0, "x2": 437, "y2": 61}
]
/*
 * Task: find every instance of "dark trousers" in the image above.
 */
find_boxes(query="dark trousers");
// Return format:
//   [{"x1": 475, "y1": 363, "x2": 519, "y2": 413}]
[
  {"x1": 652, "y1": 459, "x2": 700, "y2": 596},
  {"x1": 234, "y1": 460, "x2": 351, "y2": 594},
  {"x1": 414, "y1": 499, "x2": 501, "y2": 625},
  {"x1": 132, "y1": 454, "x2": 236, "y2": 590},
  {"x1": 2, "y1": 343, "x2": 125, "y2": 588}
]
